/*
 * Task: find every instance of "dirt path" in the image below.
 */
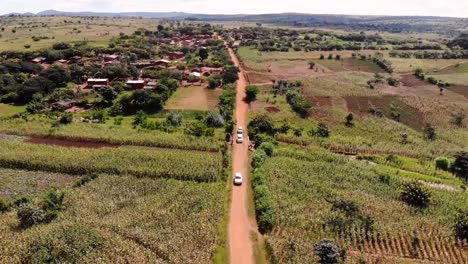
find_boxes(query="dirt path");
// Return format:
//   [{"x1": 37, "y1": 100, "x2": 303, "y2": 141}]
[{"x1": 228, "y1": 47, "x2": 256, "y2": 264}]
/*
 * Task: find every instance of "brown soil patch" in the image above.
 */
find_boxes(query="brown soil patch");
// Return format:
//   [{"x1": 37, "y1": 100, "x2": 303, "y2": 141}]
[
  {"x1": 345, "y1": 96, "x2": 425, "y2": 130},
  {"x1": 27, "y1": 137, "x2": 120, "y2": 149},
  {"x1": 447, "y1": 85, "x2": 468, "y2": 99},
  {"x1": 265, "y1": 106, "x2": 280, "y2": 113},
  {"x1": 400, "y1": 74, "x2": 427, "y2": 87}
]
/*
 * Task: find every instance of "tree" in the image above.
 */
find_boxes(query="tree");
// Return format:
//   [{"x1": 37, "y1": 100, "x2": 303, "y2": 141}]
[
  {"x1": 400, "y1": 181, "x2": 431, "y2": 208},
  {"x1": 132, "y1": 110, "x2": 147, "y2": 127},
  {"x1": 423, "y1": 124, "x2": 436, "y2": 141},
  {"x1": 245, "y1": 85, "x2": 259, "y2": 103},
  {"x1": 452, "y1": 151, "x2": 468, "y2": 180},
  {"x1": 314, "y1": 239, "x2": 346, "y2": 264},
  {"x1": 345, "y1": 113, "x2": 354, "y2": 127},
  {"x1": 198, "y1": 48, "x2": 209, "y2": 61},
  {"x1": 309, "y1": 61, "x2": 316, "y2": 69},
  {"x1": 222, "y1": 66, "x2": 239, "y2": 84},
  {"x1": 98, "y1": 86, "x2": 118, "y2": 104},
  {"x1": 248, "y1": 114, "x2": 276, "y2": 137}
]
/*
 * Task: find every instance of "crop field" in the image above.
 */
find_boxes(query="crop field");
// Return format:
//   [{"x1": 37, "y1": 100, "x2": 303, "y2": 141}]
[
  {"x1": 0, "y1": 139, "x2": 223, "y2": 182},
  {"x1": 259, "y1": 147, "x2": 467, "y2": 264},
  {"x1": 0, "y1": 117, "x2": 223, "y2": 152},
  {"x1": 388, "y1": 58, "x2": 467, "y2": 73},
  {"x1": 0, "y1": 16, "x2": 158, "y2": 51},
  {"x1": 165, "y1": 85, "x2": 222, "y2": 111},
  {"x1": 0, "y1": 174, "x2": 226, "y2": 263},
  {"x1": 0, "y1": 168, "x2": 75, "y2": 200}
]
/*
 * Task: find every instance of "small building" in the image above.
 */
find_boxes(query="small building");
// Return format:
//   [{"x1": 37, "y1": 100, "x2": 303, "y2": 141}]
[
  {"x1": 144, "y1": 81, "x2": 157, "y2": 90},
  {"x1": 126, "y1": 80, "x2": 147, "y2": 90},
  {"x1": 70, "y1": 56, "x2": 82, "y2": 63},
  {"x1": 51, "y1": 99, "x2": 74, "y2": 111},
  {"x1": 103, "y1": 54, "x2": 120, "y2": 62},
  {"x1": 57, "y1": 59, "x2": 68, "y2": 64},
  {"x1": 166, "y1": 51, "x2": 185, "y2": 60},
  {"x1": 31, "y1": 57, "x2": 46, "y2": 64},
  {"x1": 151, "y1": 59, "x2": 171, "y2": 67},
  {"x1": 86, "y1": 78, "x2": 109, "y2": 88}
]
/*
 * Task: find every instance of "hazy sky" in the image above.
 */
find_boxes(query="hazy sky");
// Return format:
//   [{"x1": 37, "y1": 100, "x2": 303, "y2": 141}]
[{"x1": 2, "y1": 0, "x2": 468, "y2": 18}]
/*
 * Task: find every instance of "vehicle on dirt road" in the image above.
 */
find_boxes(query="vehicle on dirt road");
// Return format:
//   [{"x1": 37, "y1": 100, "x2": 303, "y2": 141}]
[
  {"x1": 237, "y1": 127, "x2": 243, "y2": 135},
  {"x1": 236, "y1": 134, "x2": 243, "y2": 143},
  {"x1": 234, "y1": 172, "x2": 243, "y2": 185}
]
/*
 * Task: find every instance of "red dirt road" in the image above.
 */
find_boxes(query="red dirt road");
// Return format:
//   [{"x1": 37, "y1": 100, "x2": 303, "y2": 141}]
[{"x1": 228, "y1": 47, "x2": 256, "y2": 264}]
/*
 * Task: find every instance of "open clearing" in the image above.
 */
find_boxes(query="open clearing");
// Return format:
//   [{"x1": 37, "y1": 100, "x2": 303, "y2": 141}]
[
  {"x1": 165, "y1": 86, "x2": 222, "y2": 111},
  {"x1": 0, "y1": 104, "x2": 25, "y2": 117}
]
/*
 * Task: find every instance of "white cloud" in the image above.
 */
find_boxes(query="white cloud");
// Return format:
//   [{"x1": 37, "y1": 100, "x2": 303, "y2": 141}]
[{"x1": 2, "y1": 0, "x2": 468, "y2": 17}]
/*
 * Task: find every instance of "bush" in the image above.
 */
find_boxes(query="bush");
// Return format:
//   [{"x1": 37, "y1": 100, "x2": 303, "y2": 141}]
[
  {"x1": 42, "y1": 189, "x2": 65, "y2": 211},
  {"x1": 258, "y1": 142, "x2": 274, "y2": 157},
  {"x1": 314, "y1": 123, "x2": 330, "y2": 138},
  {"x1": 206, "y1": 112, "x2": 225, "y2": 127},
  {"x1": 166, "y1": 112, "x2": 183, "y2": 127},
  {"x1": 345, "y1": 113, "x2": 354, "y2": 127},
  {"x1": 423, "y1": 124, "x2": 436, "y2": 141},
  {"x1": 314, "y1": 239, "x2": 346, "y2": 264},
  {"x1": 248, "y1": 114, "x2": 276, "y2": 137},
  {"x1": 400, "y1": 181, "x2": 431, "y2": 208},
  {"x1": 453, "y1": 209, "x2": 468, "y2": 240},
  {"x1": 73, "y1": 173, "x2": 98, "y2": 188},
  {"x1": 435, "y1": 157, "x2": 450, "y2": 171},
  {"x1": 452, "y1": 151, "x2": 468, "y2": 180},
  {"x1": 17, "y1": 204, "x2": 50, "y2": 228},
  {"x1": 252, "y1": 149, "x2": 268, "y2": 168},
  {"x1": 387, "y1": 77, "x2": 400, "y2": 86},
  {"x1": 0, "y1": 198, "x2": 10, "y2": 213},
  {"x1": 59, "y1": 113, "x2": 73, "y2": 124},
  {"x1": 252, "y1": 170, "x2": 276, "y2": 234}
]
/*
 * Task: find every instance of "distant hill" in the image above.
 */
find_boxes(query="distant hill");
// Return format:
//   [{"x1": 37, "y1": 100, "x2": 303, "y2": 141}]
[{"x1": 2, "y1": 10, "x2": 467, "y2": 34}]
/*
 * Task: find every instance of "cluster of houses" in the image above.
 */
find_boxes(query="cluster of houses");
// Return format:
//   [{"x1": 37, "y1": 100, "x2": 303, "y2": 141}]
[{"x1": 158, "y1": 34, "x2": 214, "y2": 48}]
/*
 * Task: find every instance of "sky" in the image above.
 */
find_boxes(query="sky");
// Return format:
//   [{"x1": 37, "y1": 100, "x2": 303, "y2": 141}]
[{"x1": 1, "y1": 0, "x2": 468, "y2": 18}]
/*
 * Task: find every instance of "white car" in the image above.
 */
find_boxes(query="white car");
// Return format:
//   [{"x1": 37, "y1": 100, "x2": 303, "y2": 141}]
[
  {"x1": 236, "y1": 134, "x2": 243, "y2": 143},
  {"x1": 234, "y1": 172, "x2": 243, "y2": 185},
  {"x1": 237, "y1": 127, "x2": 244, "y2": 135}
]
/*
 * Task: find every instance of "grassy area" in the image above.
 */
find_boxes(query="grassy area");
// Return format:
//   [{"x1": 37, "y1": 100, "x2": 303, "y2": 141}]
[
  {"x1": 262, "y1": 146, "x2": 467, "y2": 263},
  {"x1": 0, "y1": 16, "x2": 158, "y2": 52},
  {"x1": 388, "y1": 58, "x2": 467, "y2": 73},
  {"x1": 0, "y1": 104, "x2": 25, "y2": 117},
  {"x1": 0, "y1": 174, "x2": 226, "y2": 263}
]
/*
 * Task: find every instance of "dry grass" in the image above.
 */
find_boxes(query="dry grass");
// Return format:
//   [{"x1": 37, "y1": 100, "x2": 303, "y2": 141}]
[{"x1": 165, "y1": 85, "x2": 222, "y2": 111}]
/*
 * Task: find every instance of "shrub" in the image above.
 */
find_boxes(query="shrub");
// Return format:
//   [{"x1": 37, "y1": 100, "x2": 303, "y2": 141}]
[
  {"x1": 0, "y1": 198, "x2": 10, "y2": 213},
  {"x1": 133, "y1": 110, "x2": 147, "y2": 126},
  {"x1": 73, "y1": 173, "x2": 98, "y2": 188},
  {"x1": 314, "y1": 123, "x2": 330, "y2": 138},
  {"x1": 252, "y1": 149, "x2": 268, "y2": 168},
  {"x1": 453, "y1": 209, "x2": 468, "y2": 240},
  {"x1": 452, "y1": 151, "x2": 468, "y2": 180},
  {"x1": 17, "y1": 204, "x2": 50, "y2": 228},
  {"x1": 345, "y1": 113, "x2": 354, "y2": 127},
  {"x1": 387, "y1": 77, "x2": 400, "y2": 86},
  {"x1": 59, "y1": 113, "x2": 73, "y2": 125},
  {"x1": 252, "y1": 170, "x2": 276, "y2": 234},
  {"x1": 423, "y1": 124, "x2": 436, "y2": 141},
  {"x1": 206, "y1": 112, "x2": 225, "y2": 127},
  {"x1": 435, "y1": 157, "x2": 450, "y2": 171},
  {"x1": 13, "y1": 196, "x2": 31, "y2": 207},
  {"x1": 248, "y1": 114, "x2": 276, "y2": 137},
  {"x1": 258, "y1": 142, "x2": 274, "y2": 157},
  {"x1": 166, "y1": 112, "x2": 183, "y2": 127},
  {"x1": 400, "y1": 181, "x2": 431, "y2": 208},
  {"x1": 314, "y1": 239, "x2": 346, "y2": 264},
  {"x1": 42, "y1": 189, "x2": 65, "y2": 211}
]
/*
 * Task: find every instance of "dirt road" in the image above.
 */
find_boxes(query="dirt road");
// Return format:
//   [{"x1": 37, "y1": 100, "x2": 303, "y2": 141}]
[{"x1": 228, "y1": 47, "x2": 255, "y2": 264}]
